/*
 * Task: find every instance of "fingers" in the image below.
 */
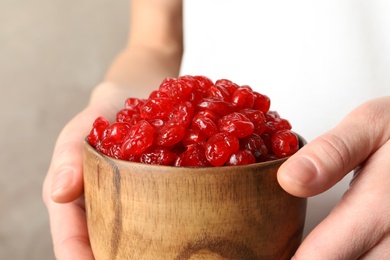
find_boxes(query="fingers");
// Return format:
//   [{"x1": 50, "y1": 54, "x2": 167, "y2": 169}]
[
  {"x1": 48, "y1": 197, "x2": 95, "y2": 260},
  {"x1": 45, "y1": 82, "x2": 130, "y2": 203},
  {"x1": 278, "y1": 97, "x2": 390, "y2": 197},
  {"x1": 42, "y1": 82, "x2": 131, "y2": 259},
  {"x1": 292, "y1": 139, "x2": 390, "y2": 259},
  {"x1": 48, "y1": 110, "x2": 97, "y2": 203}
]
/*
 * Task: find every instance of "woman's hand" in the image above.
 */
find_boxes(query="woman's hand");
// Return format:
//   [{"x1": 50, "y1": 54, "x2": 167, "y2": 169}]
[
  {"x1": 42, "y1": 0, "x2": 184, "y2": 257},
  {"x1": 42, "y1": 82, "x2": 137, "y2": 259},
  {"x1": 278, "y1": 96, "x2": 390, "y2": 259}
]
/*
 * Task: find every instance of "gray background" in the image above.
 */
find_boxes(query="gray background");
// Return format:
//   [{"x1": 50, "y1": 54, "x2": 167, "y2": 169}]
[{"x1": 0, "y1": 1, "x2": 128, "y2": 259}]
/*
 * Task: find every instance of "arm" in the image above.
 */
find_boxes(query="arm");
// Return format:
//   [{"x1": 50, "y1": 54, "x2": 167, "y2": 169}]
[
  {"x1": 43, "y1": 1, "x2": 183, "y2": 259},
  {"x1": 104, "y1": 0, "x2": 183, "y2": 91},
  {"x1": 90, "y1": 0, "x2": 184, "y2": 110}
]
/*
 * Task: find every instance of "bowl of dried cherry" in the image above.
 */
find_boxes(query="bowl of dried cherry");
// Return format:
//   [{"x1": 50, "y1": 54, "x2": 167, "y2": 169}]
[{"x1": 83, "y1": 75, "x2": 307, "y2": 260}]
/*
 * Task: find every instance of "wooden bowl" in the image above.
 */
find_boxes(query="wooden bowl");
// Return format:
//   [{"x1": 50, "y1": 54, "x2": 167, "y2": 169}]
[{"x1": 83, "y1": 135, "x2": 307, "y2": 260}]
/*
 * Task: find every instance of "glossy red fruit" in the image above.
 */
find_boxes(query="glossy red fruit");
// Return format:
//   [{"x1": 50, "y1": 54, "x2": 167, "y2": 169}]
[
  {"x1": 231, "y1": 87, "x2": 255, "y2": 109},
  {"x1": 121, "y1": 120, "x2": 154, "y2": 156},
  {"x1": 265, "y1": 111, "x2": 292, "y2": 134},
  {"x1": 196, "y1": 98, "x2": 237, "y2": 116},
  {"x1": 99, "y1": 122, "x2": 130, "y2": 148},
  {"x1": 188, "y1": 88, "x2": 205, "y2": 105},
  {"x1": 87, "y1": 75, "x2": 298, "y2": 166},
  {"x1": 196, "y1": 109, "x2": 220, "y2": 123},
  {"x1": 253, "y1": 92, "x2": 270, "y2": 113},
  {"x1": 140, "y1": 97, "x2": 174, "y2": 119},
  {"x1": 168, "y1": 101, "x2": 194, "y2": 128},
  {"x1": 192, "y1": 75, "x2": 214, "y2": 92},
  {"x1": 239, "y1": 108, "x2": 267, "y2": 135},
  {"x1": 260, "y1": 133, "x2": 273, "y2": 154},
  {"x1": 205, "y1": 132, "x2": 240, "y2": 166},
  {"x1": 174, "y1": 144, "x2": 211, "y2": 167},
  {"x1": 159, "y1": 78, "x2": 193, "y2": 104},
  {"x1": 218, "y1": 112, "x2": 254, "y2": 138},
  {"x1": 225, "y1": 149, "x2": 256, "y2": 166},
  {"x1": 87, "y1": 116, "x2": 110, "y2": 147},
  {"x1": 155, "y1": 121, "x2": 186, "y2": 147},
  {"x1": 148, "y1": 118, "x2": 164, "y2": 129},
  {"x1": 271, "y1": 130, "x2": 299, "y2": 158},
  {"x1": 214, "y1": 79, "x2": 239, "y2": 96},
  {"x1": 240, "y1": 133, "x2": 268, "y2": 162},
  {"x1": 96, "y1": 122, "x2": 131, "y2": 159},
  {"x1": 182, "y1": 129, "x2": 207, "y2": 146},
  {"x1": 139, "y1": 146, "x2": 177, "y2": 165},
  {"x1": 124, "y1": 97, "x2": 145, "y2": 111},
  {"x1": 206, "y1": 85, "x2": 231, "y2": 101},
  {"x1": 148, "y1": 90, "x2": 168, "y2": 99},
  {"x1": 191, "y1": 113, "x2": 219, "y2": 137},
  {"x1": 116, "y1": 109, "x2": 140, "y2": 124}
]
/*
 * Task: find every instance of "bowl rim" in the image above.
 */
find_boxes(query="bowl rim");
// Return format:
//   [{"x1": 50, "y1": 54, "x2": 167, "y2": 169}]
[{"x1": 83, "y1": 132, "x2": 306, "y2": 171}]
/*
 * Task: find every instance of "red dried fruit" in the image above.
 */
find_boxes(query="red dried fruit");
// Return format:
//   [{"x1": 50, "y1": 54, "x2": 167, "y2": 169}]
[
  {"x1": 215, "y1": 79, "x2": 239, "y2": 96},
  {"x1": 182, "y1": 129, "x2": 207, "y2": 146},
  {"x1": 96, "y1": 122, "x2": 131, "y2": 159},
  {"x1": 225, "y1": 149, "x2": 256, "y2": 166},
  {"x1": 158, "y1": 77, "x2": 175, "y2": 93},
  {"x1": 99, "y1": 122, "x2": 130, "y2": 148},
  {"x1": 265, "y1": 111, "x2": 292, "y2": 134},
  {"x1": 168, "y1": 101, "x2": 194, "y2": 128},
  {"x1": 148, "y1": 118, "x2": 164, "y2": 129},
  {"x1": 218, "y1": 112, "x2": 254, "y2": 138},
  {"x1": 253, "y1": 93, "x2": 270, "y2": 113},
  {"x1": 140, "y1": 146, "x2": 177, "y2": 165},
  {"x1": 127, "y1": 154, "x2": 141, "y2": 162},
  {"x1": 86, "y1": 75, "x2": 299, "y2": 166},
  {"x1": 148, "y1": 90, "x2": 168, "y2": 99},
  {"x1": 191, "y1": 113, "x2": 218, "y2": 137},
  {"x1": 87, "y1": 116, "x2": 110, "y2": 147},
  {"x1": 205, "y1": 132, "x2": 240, "y2": 166},
  {"x1": 196, "y1": 109, "x2": 220, "y2": 123},
  {"x1": 239, "y1": 108, "x2": 267, "y2": 135},
  {"x1": 159, "y1": 78, "x2": 193, "y2": 104},
  {"x1": 260, "y1": 133, "x2": 273, "y2": 154},
  {"x1": 140, "y1": 97, "x2": 174, "y2": 119},
  {"x1": 188, "y1": 88, "x2": 205, "y2": 105},
  {"x1": 206, "y1": 85, "x2": 231, "y2": 101},
  {"x1": 124, "y1": 97, "x2": 145, "y2": 111},
  {"x1": 240, "y1": 134, "x2": 268, "y2": 162},
  {"x1": 231, "y1": 87, "x2": 255, "y2": 109},
  {"x1": 116, "y1": 109, "x2": 140, "y2": 124},
  {"x1": 155, "y1": 122, "x2": 186, "y2": 147},
  {"x1": 271, "y1": 130, "x2": 299, "y2": 158},
  {"x1": 196, "y1": 98, "x2": 236, "y2": 116},
  {"x1": 174, "y1": 144, "x2": 210, "y2": 167},
  {"x1": 121, "y1": 120, "x2": 154, "y2": 156},
  {"x1": 192, "y1": 75, "x2": 214, "y2": 92}
]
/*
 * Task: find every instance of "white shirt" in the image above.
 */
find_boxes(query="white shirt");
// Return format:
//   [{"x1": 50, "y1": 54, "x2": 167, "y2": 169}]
[{"x1": 181, "y1": 0, "x2": 390, "y2": 236}]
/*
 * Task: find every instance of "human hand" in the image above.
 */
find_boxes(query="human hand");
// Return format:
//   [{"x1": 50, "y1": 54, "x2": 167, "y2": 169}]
[
  {"x1": 278, "y1": 96, "x2": 390, "y2": 259},
  {"x1": 42, "y1": 82, "x2": 135, "y2": 259}
]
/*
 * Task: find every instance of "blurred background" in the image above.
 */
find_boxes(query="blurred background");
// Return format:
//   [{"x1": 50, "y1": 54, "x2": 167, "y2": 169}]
[{"x1": 0, "y1": 1, "x2": 128, "y2": 258}]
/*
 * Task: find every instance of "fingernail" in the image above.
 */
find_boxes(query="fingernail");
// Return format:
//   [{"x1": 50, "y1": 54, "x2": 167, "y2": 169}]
[
  {"x1": 51, "y1": 168, "x2": 74, "y2": 198},
  {"x1": 282, "y1": 157, "x2": 317, "y2": 185}
]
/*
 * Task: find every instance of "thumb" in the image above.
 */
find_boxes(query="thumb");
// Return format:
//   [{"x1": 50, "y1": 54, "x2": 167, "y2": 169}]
[{"x1": 277, "y1": 97, "x2": 390, "y2": 197}]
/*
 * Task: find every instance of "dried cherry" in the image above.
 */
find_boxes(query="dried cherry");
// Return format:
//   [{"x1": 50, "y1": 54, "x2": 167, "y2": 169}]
[{"x1": 87, "y1": 75, "x2": 299, "y2": 167}]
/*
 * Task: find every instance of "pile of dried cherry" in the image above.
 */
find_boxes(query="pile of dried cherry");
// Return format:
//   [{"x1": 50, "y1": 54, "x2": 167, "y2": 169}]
[{"x1": 87, "y1": 75, "x2": 299, "y2": 167}]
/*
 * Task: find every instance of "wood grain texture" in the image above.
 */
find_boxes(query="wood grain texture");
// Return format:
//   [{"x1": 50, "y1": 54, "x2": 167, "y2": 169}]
[{"x1": 83, "y1": 136, "x2": 307, "y2": 260}]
